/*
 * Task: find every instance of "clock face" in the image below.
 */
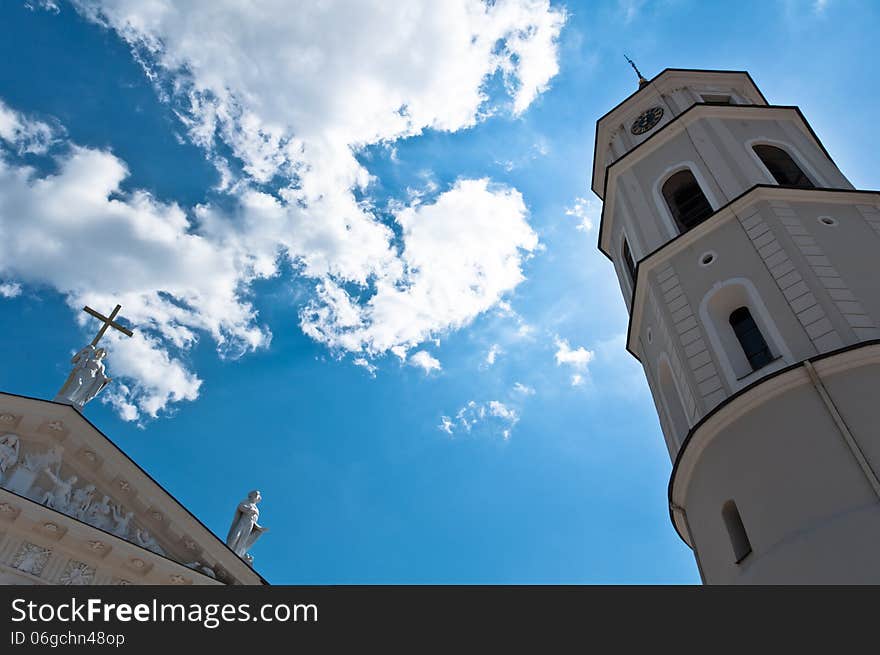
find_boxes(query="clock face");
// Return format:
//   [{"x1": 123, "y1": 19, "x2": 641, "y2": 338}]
[{"x1": 630, "y1": 106, "x2": 664, "y2": 135}]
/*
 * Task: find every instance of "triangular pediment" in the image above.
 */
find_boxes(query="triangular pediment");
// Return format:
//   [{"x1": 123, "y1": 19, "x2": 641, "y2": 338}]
[{"x1": 0, "y1": 392, "x2": 264, "y2": 585}]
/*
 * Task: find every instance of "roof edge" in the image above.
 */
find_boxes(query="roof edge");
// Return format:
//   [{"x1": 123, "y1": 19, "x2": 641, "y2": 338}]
[
  {"x1": 591, "y1": 69, "x2": 767, "y2": 198},
  {"x1": 0, "y1": 391, "x2": 270, "y2": 585}
]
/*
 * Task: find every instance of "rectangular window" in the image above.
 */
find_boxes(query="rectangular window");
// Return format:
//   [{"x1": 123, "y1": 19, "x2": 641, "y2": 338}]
[
  {"x1": 701, "y1": 94, "x2": 733, "y2": 105},
  {"x1": 622, "y1": 238, "x2": 636, "y2": 285},
  {"x1": 729, "y1": 307, "x2": 774, "y2": 371}
]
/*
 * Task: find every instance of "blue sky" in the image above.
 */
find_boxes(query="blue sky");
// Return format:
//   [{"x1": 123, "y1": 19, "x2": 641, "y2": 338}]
[{"x1": 0, "y1": 0, "x2": 877, "y2": 583}]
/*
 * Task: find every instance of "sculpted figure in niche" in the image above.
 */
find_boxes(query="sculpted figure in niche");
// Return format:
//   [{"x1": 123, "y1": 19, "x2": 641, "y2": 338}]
[
  {"x1": 0, "y1": 433, "x2": 20, "y2": 482},
  {"x1": 134, "y1": 528, "x2": 165, "y2": 556},
  {"x1": 110, "y1": 504, "x2": 134, "y2": 539},
  {"x1": 70, "y1": 484, "x2": 96, "y2": 520},
  {"x1": 41, "y1": 469, "x2": 77, "y2": 513},
  {"x1": 85, "y1": 495, "x2": 112, "y2": 531},
  {"x1": 23, "y1": 445, "x2": 63, "y2": 475},
  {"x1": 226, "y1": 490, "x2": 267, "y2": 563}
]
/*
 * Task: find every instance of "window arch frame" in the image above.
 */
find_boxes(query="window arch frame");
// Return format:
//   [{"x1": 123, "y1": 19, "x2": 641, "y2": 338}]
[
  {"x1": 698, "y1": 277, "x2": 792, "y2": 390},
  {"x1": 729, "y1": 306, "x2": 775, "y2": 371},
  {"x1": 745, "y1": 138, "x2": 828, "y2": 189},
  {"x1": 653, "y1": 162, "x2": 721, "y2": 239}
]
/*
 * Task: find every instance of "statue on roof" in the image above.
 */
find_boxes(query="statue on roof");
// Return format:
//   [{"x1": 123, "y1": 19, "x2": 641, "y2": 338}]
[
  {"x1": 55, "y1": 345, "x2": 112, "y2": 410},
  {"x1": 54, "y1": 304, "x2": 133, "y2": 411},
  {"x1": 226, "y1": 490, "x2": 268, "y2": 565}
]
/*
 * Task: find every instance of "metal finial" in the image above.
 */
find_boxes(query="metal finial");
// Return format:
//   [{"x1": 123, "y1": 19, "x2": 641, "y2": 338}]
[{"x1": 624, "y1": 54, "x2": 650, "y2": 90}]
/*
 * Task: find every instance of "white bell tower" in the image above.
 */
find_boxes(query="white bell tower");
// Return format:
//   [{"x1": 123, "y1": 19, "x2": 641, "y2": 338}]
[{"x1": 594, "y1": 68, "x2": 880, "y2": 583}]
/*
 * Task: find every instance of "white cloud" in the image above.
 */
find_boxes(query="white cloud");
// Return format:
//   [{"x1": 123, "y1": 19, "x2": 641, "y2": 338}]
[
  {"x1": 513, "y1": 382, "x2": 535, "y2": 395},
  {"x1": 485, "y1": 344, "x2": 502, "y2": 366},
  {"x1": 300, "y1": 178, "x2": 539, "y2": 355},
  {"x1": 0, "y1": 282, "x2": 21, "y2": 298},
  {"x1": 24, "y1": 1, "x2": 60, "y2": 13},
  {"x1": 488, "y1": 400, "x2": 517, "y2": 422},
  {"x1": 409, "y1": 350, "x2": 442, "y2": 374},
  {"x1": 72, "y1": 1, "x2": 565, "y2": 170},
  {"x1": 440, "y1": 399, "x2": 519, "y2": 440},
  {"x1": 554, "y1": 337, "x2": 594, "y2": 370},
  {"x1": 101, "y1": 332, "x2": 202, "y2": 420},
  {"x1": 554, "y1": 337, "x2": 594, "y2": 386},
  {"x1": 77, "y1": 0, "x2": 565, "y2": 310},
  {"x1": 352, "y1": 357, "x2": 377, "y2": 376},
  {"x1": 0, "y1": 101, "x2": 56, "y2": 155},
  {"x1": 565, "y1": 196, "x2": 599, "y2": 233},
  {"x1": 619, "y1": 0, "x2": 647, "y2": 23},
  {"x1": 0, "y1": 105, "x2": 267, "y2": 420},
  {"x1": 439, "y1": 416, "x2": 455, "y2": 435},
  {"x1": 4, "y1": 2, "x2": 566, "y2": 418}
]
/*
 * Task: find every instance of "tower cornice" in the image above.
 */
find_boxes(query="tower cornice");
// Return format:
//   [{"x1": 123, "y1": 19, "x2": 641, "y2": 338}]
[
  {"x1": 624, "y1": 185, "x2": 880, "y2": 361},
  {"x1": 597, "y1": 104, "x2": 839, "y2": 258},
  {"x1": 591, "y1": 69, "x2": 768, "y2": 199}
]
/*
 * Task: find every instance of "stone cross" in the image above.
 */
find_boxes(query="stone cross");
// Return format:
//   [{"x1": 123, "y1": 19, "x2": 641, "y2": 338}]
[
  {"x1": 54, "y1": 304, "x2": 134, "y2": 410},
  {"x1": 83, "y1": 304, "x2": 133, "y2": 346}
]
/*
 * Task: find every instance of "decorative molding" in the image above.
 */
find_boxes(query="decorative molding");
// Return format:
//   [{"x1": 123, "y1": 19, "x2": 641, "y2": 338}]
[
  {"x1": 12, "y1": 542, "x2": 51, "y2": 577},
  {"x1": 36, "y1": 521, "x2": 66, "y2": 541},
  {"x1": 59, "y1": 559, "x2": 96, "y2": 585},
  {"x1": 855, "y1": 203, "x2": 880, "y2": 238},
  {"x1": 654, "y1": 264, "x2": 724, "y2": 414},
  {"x1": 0, "y1": 392, "x2": 263, "y2": 586},
  {"x1": 628, "y1": 186, "x2": 880, "y2": 356},
  {"x1": 0, "y1": 501, "x2": 19, "y2": 521},
  {"x1": 770, "y1": 200, "x2": 879, "y2": 343}
]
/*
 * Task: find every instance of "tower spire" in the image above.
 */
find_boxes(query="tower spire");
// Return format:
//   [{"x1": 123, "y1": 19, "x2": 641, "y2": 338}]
[{"x1": 624, "y1": 54, "x2": 650, "y2": 90}]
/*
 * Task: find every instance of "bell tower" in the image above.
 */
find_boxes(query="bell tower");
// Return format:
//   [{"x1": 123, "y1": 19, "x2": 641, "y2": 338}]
[{"x1": 594, "y1": 68, "x2": 880, "y2": 583}]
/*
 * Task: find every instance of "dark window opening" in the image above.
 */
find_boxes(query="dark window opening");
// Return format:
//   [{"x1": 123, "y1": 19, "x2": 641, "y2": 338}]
[
  {"x1": 753, "y1": 144, "x2": 814, "y2": 188},
  {"x1": 701, "y1": 94, "x2": 732, "y2": 105},
  {"x1": 622, "y1": 238, "x2": 636, "y2": 284},
  {"x1": 722, "y1": 500, "x2": 752, "y2": 564},
  {"x1": 729, "y1": 306, "x2": 773, "y2": 371},
  {"x1": 662, "y1": 169, "x2": 714, "y2": 233}
]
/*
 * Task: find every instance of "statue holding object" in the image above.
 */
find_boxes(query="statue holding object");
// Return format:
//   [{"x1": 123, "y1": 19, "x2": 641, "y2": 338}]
[
  {"x1": 226, "y1": 490, "x2": 268, "y2": 565},
  {"x1": 54, "y1": 304, "x2": 133, "y2": 411}
]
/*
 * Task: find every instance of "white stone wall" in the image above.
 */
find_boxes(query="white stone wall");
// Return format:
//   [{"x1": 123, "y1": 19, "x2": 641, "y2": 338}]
[
  {"x1": 636, "y1": 194, "x2": 880, "y2": 458},
  {"x1": 678, "y1": 355, "x2": 880, "y2": 583},
  {"x1": 606, "y1": 111, "x2": 853, "y2": 270}
]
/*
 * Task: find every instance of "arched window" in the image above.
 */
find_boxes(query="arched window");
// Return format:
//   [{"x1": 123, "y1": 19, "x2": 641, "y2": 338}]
[
  {"x1": 753, "y1": 144, "x2": 814, "y2": 188},
  {"x1": 622, "y1": 238, "x2": 636, "y2": 285},
  {"x1": 729, "y1": 306, "x2": 773, "y2": 371},
  {"x1": 700, "y1": 279, "x2": 789, "y2": 386},
  {"x1": 722, "y1": 500, "x2": 752, "y2": 563},
  {"x1": 661, "y1": 169, "x2": 714, "y2": 233}
]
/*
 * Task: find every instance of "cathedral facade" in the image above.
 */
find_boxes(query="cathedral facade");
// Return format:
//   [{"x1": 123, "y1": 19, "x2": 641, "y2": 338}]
[
  {"x1": 0, "y1": 392, "x2": 264, "y2": 585},
  {"x1": 595, "y1": 68, "x2": 880, "y2": 583}
]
